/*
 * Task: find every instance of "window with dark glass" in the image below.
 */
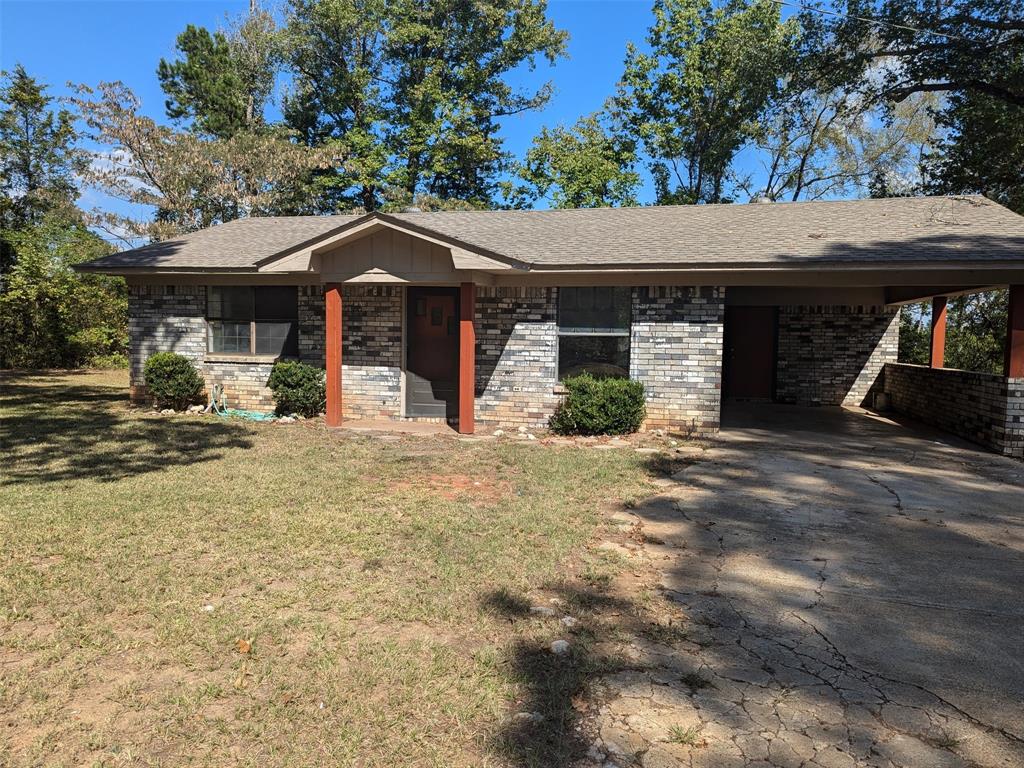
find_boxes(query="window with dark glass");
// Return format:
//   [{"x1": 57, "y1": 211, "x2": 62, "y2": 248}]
[
  {"x1": 207, "y1": 286, "x2": 298, "y2": 357},
  {"x1": 557, "y1": 286, "x2": 631, "y2": 379}
]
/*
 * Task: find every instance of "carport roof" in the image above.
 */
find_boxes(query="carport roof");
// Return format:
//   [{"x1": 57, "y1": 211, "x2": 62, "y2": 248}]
[{"x1": 78, "y1": 194, "x2": 1024, "y2": 273}]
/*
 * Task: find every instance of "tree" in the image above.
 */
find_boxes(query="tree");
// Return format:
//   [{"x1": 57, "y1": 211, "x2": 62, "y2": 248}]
[
  {"x1": 739, "y1": 89, "x2": 936, "y2": 201},
  {"x1": 0, "y1": 65, "x2": 83, "y2": 236},
  {"x1": 515, "y1": 109, "x2": 640, "y2": 208},
  {"x1": 620, "y1": 0, "x2": 797, "y2": 204},
  {"x1": 157, "y1": 6, "x2": 280, "y2": 138},
  {"x1": 282, "y1": 0, "x2": 567, "y2": 211},
  {"x1": 946, "y1": 290, "x2": 1008, "y2": 374},
  {"x1": 0, "y1": 214, "x2": 127, "y2": 368},
  {"x1": 72, "y1": 82, "x2": 336, "y2": 242},
  {"x1": 820, "y1": 1, "x2": 1024, "y2": 212}
]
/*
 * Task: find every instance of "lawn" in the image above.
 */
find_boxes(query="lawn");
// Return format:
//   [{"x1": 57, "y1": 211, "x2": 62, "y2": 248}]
[{"x1": 0, "y1": 370, "x2": 661, "y2": 767}]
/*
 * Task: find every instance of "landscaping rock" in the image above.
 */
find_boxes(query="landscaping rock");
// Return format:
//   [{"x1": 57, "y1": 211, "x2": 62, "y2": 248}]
[
  {"x1": 530, "y1": 605, "x2": 557, "y2": 617},
  {"x1": 493, "y1": 429, "x2": 504, "y2": 437},
  {"x1": 560, "y1": 615, "x2": 579, "y2": 629},
  {"x1": 160, "y1": 408, "x2": 175, "y2": 415},
  {"x1": 187, "y1": 405, "x2": 204, "y2": 414},
  {"x1": 550, "y1": 639, "x2": 571, "y2": 655}
]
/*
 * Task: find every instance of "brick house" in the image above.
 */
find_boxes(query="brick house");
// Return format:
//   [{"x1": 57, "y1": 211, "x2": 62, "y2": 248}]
[{"x1": 79, "y1": 195, "x2": 1024, "y2": 457}]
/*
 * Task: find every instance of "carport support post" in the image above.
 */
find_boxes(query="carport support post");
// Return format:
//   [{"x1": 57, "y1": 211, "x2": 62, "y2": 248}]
[
  {"x1": 1006, "y1": 285, "x2": 1024, "y2": 378},
  {"x1": 325, "y1": 284, "x2": 343, "y2": 427},
  {"x1": 458, "y1": 282, "x2": 475, "y2": 435},
  {"x1": 930, "y1": 296, "x2": 947, "y2": 369}
]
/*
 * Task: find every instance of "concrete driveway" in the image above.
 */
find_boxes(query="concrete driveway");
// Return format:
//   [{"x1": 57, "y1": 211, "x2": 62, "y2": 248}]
[{"x1": 592, "y1": 405, "x2": 1024, "y2": 768}]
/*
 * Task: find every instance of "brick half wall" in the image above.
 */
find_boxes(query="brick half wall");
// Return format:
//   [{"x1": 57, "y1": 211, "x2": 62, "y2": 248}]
[{"x1": 884, "y1": 363, "x2": 1024, "y2": 458}]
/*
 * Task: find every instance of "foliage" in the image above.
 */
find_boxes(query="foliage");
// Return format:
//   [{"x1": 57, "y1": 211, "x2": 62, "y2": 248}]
[
  {"x1": 926, "y1": 91, "x2": 1024, "y2": 214},
  {"x1": 820, "y1": 1, "x2": 1024, "y2": 213},
  {"x1": 898, "y1": 303, "x2": 930, "y2": 365},
  {"x1": 267, "y1": 360, "x2": 326, "y2": 417},
  {"x1": 549, "y1": 374, "x2": 646, "y2": 436},
  {"x1": 282, "y1": 0, "x2": 567, "y2": 211},
  {"x1": 72, "y1": 81, "x2": 336, "y2": 241},
  {"x1": 620, "y1": 0, "x2": 797, "y2": 204},
  {"x1": 740, "y1": 89, "x2": 937, "y2": 201},
  {"x1": 514, "y1": 107, "x2": 640, "y2": 208},
  {"x1": 157, "y1": 8, "x2": 280, "y2": 138},
  {"x1": 0, "y1": 215, "x2": 127, "y2": 368},
  {"x1": 0, "y1": 65, "x2": 84, "y2": 273},
  {"x1": 143, "y1": 352, "x2": 205, "y2": 409},
  {"x1": 946, "y1": 290, "x2": 1008, "y2": 374},
  {"x1": 897, "y1": 293, "x2": 1008, "y2": 374}
]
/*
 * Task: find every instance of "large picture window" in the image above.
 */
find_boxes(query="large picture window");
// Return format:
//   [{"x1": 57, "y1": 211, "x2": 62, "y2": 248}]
[
  {"x1": 207, "y1": 286, "x2": 298, "y2": 357},
  {"x1": 557, "y1": 286, "x2": 631, "y2": 379}
]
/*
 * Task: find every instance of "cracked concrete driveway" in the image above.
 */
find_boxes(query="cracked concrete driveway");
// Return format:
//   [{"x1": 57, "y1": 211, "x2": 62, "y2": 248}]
[{"x1": 590, "y1": 406, "x2": 1024, "y2": 768}]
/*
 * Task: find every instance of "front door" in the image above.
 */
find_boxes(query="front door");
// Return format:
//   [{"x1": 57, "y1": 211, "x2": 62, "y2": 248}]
[
  {"x1": 723, "y1": 306, "x2": 777, "y2": 400},
  {"x1": 406, "y1": 288, "x2": 459, "y2": 417}
]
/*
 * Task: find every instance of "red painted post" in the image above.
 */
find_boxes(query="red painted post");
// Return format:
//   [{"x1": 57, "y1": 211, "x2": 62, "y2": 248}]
[
  {"x1": 1006, "y1": 285, "x2": 1024, "y2": 378},
  {"x1": 458, "y1": 282, "x2": 476, "y2": 434},
  {"x1": 325, "y1": 284, "x2": 343, "y2": 427},
  {"x1": 930, "y1": 296, "x2": 947, "y2": 369}
]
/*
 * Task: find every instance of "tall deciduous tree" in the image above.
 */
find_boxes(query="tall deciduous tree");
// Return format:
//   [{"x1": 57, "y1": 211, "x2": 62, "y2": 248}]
[
  {"x1": 620, "y1": 0, "x2": 797, "y2": 204},
  {"x1": 515, "y1": 109, "x2": 640, "y2": 208},
  {"x1": 819, "y1": 1, "x2": 1024, "y2": 212},
  {"x1": 0, "y1": 65, "x2": 83, "y2": 233},
  {"x1": 73, "y1": 82, "x2": 336, "y2": 242},
  {"x1": 282, "y1": 0, "x2": 567, "y2": 211},
  {"x1": 739, "y1": 90, "x2": 936, "y2": 201}
]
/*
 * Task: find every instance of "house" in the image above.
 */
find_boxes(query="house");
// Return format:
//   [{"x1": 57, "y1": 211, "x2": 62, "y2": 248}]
[{"x1": 78, "y1": 195, "x2": 1024, "y2": 457}]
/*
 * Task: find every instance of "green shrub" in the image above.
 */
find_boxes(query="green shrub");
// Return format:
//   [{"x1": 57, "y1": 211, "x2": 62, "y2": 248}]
[
  {"x1": 268, "y1": 360, "x2": 325, "y2": 417},
  {"x1": 143, "y1": 352, "x2": 204, "y2": 410},
  {"x1": 549, "y1": 373, "x2": 646, "y2": 436}
]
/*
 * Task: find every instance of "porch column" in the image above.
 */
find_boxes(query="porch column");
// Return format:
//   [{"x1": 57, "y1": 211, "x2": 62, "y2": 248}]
[
  {"x1": 325, "y1": 283, "x2": 343, "y2": 427},
  {"x1": 1006, "y1": 285, "x2": 1024, "y2": 378},
  {"x1": 930, "y1": 296, "x2": 947, "y2": 369},
  {"x1": 458, "y1": 282, "x2": 476, "y2": 434}
]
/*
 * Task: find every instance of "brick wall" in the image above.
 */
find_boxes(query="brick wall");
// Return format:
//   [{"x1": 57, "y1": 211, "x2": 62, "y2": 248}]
[
  {"x1": 127, "y1": 285, "x2": 207, "y2": 402},
  {"x1": 339, "y1": 286, "x2": 403, "y2": 419},
  {"x1": 884, "y1": 363, "x2": 1024, "y2": 458},
  {"x1": 129, "y1": 284, "x2": 323, "y2": 411},
  {"x1": 775, "y1": 305, "x2": 899, "y2": 407},
  {"x1": 631, "y1": 286, "x2": 724, "y2": 434},
  {"x1": 475, "y1": 287, "x2": 561, "y2": 429}
]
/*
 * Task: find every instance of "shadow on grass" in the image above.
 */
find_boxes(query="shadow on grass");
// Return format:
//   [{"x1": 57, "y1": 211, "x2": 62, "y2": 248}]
[
  {"x1": 482, "y1": 583, "x2": 644, "y2": 768},
  {"x1": 0, "y1": 376, "x2": 254, "y2": 486}
]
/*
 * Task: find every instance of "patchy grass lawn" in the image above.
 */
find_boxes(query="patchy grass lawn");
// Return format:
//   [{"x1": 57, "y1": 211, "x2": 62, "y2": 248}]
[{"x1": 0, "y1": 370, "x2": 663, "y2": 767}]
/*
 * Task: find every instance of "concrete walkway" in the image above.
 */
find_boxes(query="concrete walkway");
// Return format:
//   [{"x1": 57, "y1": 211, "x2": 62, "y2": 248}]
[{"x1": 591, "y1": 406, "x2": 1024, "y2": 768}]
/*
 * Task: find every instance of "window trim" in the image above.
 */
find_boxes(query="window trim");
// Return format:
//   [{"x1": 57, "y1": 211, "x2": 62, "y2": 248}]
[{"x1": 206, "y1": 286, "x2": 299, "y2": 358}]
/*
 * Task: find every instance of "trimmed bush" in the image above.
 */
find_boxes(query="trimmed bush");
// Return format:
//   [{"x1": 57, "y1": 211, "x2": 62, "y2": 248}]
[
  {"x1": 549, "y1": 373, "x2": 646, "y2": 436},
  {"x1": 268, "y1": 360, "x2": 325, "y2": 417},
  {"x1": 143, "y1": 352, "x2": 204, "y2": 410}
]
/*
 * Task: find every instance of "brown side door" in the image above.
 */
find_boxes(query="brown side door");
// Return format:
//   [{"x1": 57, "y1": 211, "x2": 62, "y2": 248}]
[
  {"x1": 723, "y1": 306, "x2": 777, "y2": 400},
  {"x1": 407, "y1": 288, "x2": 459, "y2": 382}
]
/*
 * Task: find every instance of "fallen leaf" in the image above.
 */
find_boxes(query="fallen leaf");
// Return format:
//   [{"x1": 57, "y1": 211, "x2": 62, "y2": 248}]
[{"x1": 236, "y1": 638, "x2": 252, "y2": 654}]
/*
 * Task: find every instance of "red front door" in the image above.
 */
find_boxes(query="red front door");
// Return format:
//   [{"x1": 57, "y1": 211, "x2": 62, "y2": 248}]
[
  {"x1": 407, "y1": 288, "x2": 459, "y2": 382},
  {"x1": 723, "y1": 306, "x2": 777, "y2": 400}
]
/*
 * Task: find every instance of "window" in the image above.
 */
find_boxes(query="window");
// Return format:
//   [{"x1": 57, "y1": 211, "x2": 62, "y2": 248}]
[
  {"x1": 207, "y1": 286, "x2": 298, "y2": 357},
  {"x1": 557, "y1": 287, "x2": 631, "y2": 379}
]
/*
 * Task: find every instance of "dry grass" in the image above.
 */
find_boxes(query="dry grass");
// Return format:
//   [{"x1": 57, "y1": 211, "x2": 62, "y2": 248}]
[{"x1": 0, "y1": 370, "x2": 655, "y2": 767}]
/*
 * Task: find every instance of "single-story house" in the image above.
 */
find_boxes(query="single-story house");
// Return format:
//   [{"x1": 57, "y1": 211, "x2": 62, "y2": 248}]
[{"x1": 78, "y1": 194, "x2": 1024, "y2": 457}]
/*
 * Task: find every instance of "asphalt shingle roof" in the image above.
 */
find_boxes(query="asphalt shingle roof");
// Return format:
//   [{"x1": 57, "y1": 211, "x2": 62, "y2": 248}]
[{"x1": 80, "y1": 195, "x2": 1024, "y2": 272}]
